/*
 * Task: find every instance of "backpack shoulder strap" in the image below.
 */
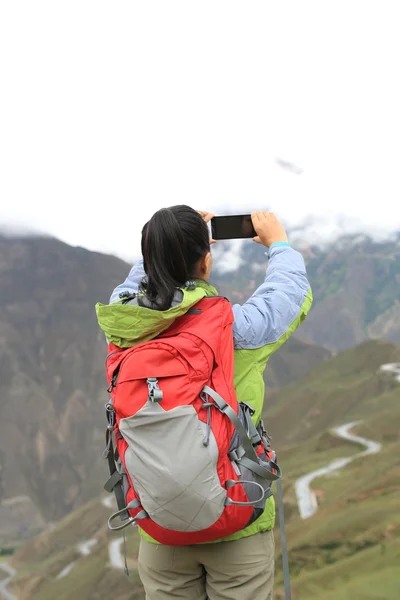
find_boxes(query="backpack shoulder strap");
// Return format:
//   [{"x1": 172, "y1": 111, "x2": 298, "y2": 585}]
[{"x1": 202, "y1": 385, "x2": 281, "y2": 482}]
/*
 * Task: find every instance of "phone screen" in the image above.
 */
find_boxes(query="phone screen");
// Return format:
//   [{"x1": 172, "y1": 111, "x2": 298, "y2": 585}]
[{"x1": 211, "y1": 215, "x2": 256, "y2": 240}]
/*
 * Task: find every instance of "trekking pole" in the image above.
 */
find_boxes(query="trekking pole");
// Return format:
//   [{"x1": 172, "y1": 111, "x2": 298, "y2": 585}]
[{"x1": 276, "y1": 477, "x2": 292, "y2": 600}]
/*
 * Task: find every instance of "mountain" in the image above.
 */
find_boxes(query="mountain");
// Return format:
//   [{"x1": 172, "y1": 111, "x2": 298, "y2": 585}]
[
  {"x1": 0, "y1": 234, "x2": 128, "y2": 538},
  {"x1": 0, "y1": 234, "x2": 328, "y2": 543},
  {"x1": 265, "y1": 337, "x2": 331, "y2": 390},
  {"x1": 212, "y1": 233, "x2": 400, "y2": 351},
  {"x1": 5, "y1": 339, "x2": 400, "y2": 600}
]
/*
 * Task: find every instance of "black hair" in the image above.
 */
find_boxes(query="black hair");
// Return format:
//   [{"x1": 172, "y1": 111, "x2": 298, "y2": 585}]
[{"x1": 141, "y1": 205, "x2": 210, "y2": 310}]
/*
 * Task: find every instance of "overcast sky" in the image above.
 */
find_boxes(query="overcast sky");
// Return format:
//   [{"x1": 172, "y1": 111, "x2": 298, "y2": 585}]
[{"x1": 1, "y1": 2, "x2": 399, "y2": 261}]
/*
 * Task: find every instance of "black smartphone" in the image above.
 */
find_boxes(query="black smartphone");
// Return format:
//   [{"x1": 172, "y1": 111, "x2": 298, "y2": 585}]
[{"x1": 211, "y1": 215, "x2": 256, "y2": 240}]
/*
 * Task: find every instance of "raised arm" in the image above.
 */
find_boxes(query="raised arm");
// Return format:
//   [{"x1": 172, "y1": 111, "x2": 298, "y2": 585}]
[
  {"x1": 232, "y1": 244, "x2": 312, "y2": 351},
  {"x1": 232, "y1": 211, "x2": 312, "y2": 353},
  {"x1": 110, "y1": 258, "x2": 146, "y2": 303}
]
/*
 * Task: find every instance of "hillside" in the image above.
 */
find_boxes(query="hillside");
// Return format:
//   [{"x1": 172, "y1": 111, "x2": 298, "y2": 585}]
[
  {"x1": 262, "y1": 339, "x2": 400, "y2": 443},
  {"x1": 4, "y1": 340, "x2": 400, "y2": 600},
  {"x1": 263, "y1": 339, "x2": 400, "y2": 598},
  {"x1": 264, "y1": 337, "x2": 330, "y2": 390},
  {"x1": 0, "y1": 234, "x2": 328, "y2": 543},
  {"x1": 0, "y1": 234, "x2": 129, "y2": 538}
]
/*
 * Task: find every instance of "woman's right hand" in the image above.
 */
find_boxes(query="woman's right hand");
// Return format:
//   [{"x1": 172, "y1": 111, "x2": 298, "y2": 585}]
[
  {"x1": 197, "y1": 210, "x2": 216, "y2": 245},
  {"x1": 251, "y1": 211, "x2": 288, "y2": 247}
]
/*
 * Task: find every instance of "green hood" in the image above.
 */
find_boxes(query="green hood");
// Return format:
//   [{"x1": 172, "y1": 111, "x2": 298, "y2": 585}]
[{"x1": 95, "y1": 280, "x2": 218, "y2": 348}]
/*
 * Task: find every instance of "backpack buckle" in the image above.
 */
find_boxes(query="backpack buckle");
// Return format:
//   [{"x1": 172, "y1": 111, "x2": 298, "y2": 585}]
[
  {"x1": 107, "y1": 371, "x2": 119, "y2": 393},
  {"x1": 119, "y1": 291, "x2": 136, "y2": 304},
  {"x1": 240, "y1": 402, "x2": 255, "y2": 416},
  {"x1": 147, "y1": 378, "x2": 163, "y2": 403}
]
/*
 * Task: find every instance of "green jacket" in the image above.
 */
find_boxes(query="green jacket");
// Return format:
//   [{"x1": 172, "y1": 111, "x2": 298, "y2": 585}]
[{"x1": 96, "y1": 243, "x2": 312, "y2": 543}]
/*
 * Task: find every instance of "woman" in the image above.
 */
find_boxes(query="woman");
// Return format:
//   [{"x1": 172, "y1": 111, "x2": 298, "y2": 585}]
[{"x1": 105, "y1": 206, "x2": 312, "y2": 600}]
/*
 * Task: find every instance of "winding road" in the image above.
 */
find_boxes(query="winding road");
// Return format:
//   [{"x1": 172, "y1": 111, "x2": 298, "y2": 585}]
[
  {"x1": 55, "y1": 496, "x2": 125, "y2": 581},
  {"x1": 295, "y1": 362, "x2": 400, "y2": 519},
  {"x1": 0, "y1": 563, "x2": 16, "y2": 600},
  {"x1": 295, "y1": 421, "x2": 381, "y2": 519},
  {"x1": 101, "y1": 495, "x2": 115, "y2": 510},
  {"x1": 55, "y1": 538, "x2": 99, "y2": 579},
  {"x1": 379, "y1": 362, "x2": 400, "y2": 382},
  {"x1": 109, "y1": 538, "x2": 125, "y2": 570}
]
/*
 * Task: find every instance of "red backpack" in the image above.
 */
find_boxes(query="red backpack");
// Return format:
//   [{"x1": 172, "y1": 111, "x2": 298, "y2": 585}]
[{"x1": 102, "y1": 296, "x2": 280, "y2": 545}]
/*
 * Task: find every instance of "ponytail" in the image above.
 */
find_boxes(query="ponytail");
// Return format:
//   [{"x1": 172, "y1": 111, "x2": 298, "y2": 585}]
[{"x1": 141, "y1": 206, "x2": 210, "y2": 311}]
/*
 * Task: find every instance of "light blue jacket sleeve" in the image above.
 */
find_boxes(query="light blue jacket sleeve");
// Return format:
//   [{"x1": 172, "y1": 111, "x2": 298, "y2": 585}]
[
  {"x1": 232, "y1": 244, "x2": 312, "y2": 350},
  {"x1": 110, "y1": 258, "x2": 146, "y2": 303}
]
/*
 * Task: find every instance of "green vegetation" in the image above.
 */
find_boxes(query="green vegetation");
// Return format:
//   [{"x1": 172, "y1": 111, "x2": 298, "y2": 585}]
[
  {"x1": 364, "y1": 254, "x2": 400, "y2": 326},
  {"x1": 305, "y1": 258, "x2": 347, "y2": 303}
]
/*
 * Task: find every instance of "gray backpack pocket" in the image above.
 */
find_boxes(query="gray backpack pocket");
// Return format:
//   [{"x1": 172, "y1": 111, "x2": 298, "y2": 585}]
[{"x1": 119, "y1": 402, "x2": 226, "y2": 532}]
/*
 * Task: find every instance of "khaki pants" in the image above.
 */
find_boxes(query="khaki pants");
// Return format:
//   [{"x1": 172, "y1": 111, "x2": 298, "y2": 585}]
[{"x1": 138, "y1": 530, "x2": 274, "y2": 600}]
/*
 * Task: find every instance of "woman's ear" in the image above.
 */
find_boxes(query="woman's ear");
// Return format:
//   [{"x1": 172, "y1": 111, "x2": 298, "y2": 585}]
[
  {"x1": 193, "y1": 251, "x2": 213, "y2": 280},
  {"x1": 203, "y1": 251, "x2": 213, "y2": 279}
]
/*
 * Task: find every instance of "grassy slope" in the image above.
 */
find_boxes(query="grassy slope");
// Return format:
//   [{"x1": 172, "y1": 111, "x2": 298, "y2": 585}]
[
  {"x1": 8, "y1": 340, "x2": 400, "y2": 600},
  {"x1": 263, "y1": 339, "x2": 400, "y2": 443},
  {"x1": 270, "y1": 346, "x2": 400, "y2": 599},
  {"x1": 275, "y1": 426, "x2": 400, "y2": 598}
]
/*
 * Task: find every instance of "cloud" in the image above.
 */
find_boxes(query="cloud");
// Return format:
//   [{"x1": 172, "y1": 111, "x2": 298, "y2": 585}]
[{"x1": 1, "y1": 1, "x2": 399, "y2": 262}]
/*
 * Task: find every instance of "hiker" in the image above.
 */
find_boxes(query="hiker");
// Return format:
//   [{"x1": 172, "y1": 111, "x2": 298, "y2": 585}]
[{"x1": 97, "y1": 206, "x2": 312, "y2": 600}]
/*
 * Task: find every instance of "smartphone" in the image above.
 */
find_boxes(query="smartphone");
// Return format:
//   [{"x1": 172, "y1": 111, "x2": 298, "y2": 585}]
[{"x1": 211, "y1": 215, "x2": 256, "y2": 240}]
